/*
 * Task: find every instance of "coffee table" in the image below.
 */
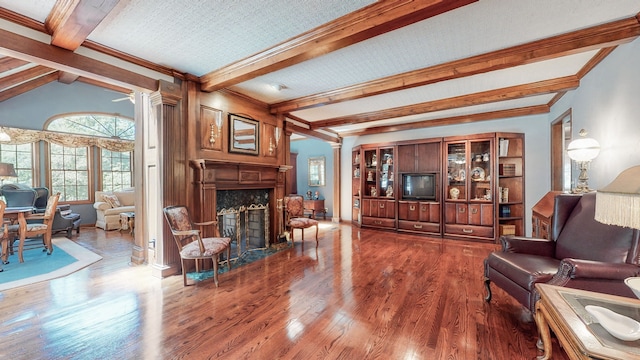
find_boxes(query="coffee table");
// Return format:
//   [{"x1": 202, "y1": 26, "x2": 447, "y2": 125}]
[{"x1": 535, "y1": 284, "x2": 640, "y2": 360}]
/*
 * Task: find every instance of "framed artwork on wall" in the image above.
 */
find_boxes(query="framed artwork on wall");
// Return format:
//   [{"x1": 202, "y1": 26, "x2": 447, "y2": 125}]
[{"x1": 229, "y1": 113, "x2": 259, "y2": 155}]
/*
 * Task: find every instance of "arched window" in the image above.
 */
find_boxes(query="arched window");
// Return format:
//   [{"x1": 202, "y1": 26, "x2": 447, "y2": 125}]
[
  {"x1": 47, "y1": 113, "x2": 134, "y2": 140},
  {"x1": 46, "y1": 113, "x2": 134, "y2": 200}
]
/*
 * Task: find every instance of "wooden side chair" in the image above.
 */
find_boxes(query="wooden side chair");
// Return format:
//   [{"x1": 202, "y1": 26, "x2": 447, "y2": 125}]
[
  {"x1": 7, "y1": 192, "x2": 60, "y2": 263},
  {"x1": 284, "y1": 195, "x2": 319, "y2": 247},
  {"x1": 163, "y1": 205, "x2": 232, "y2": 287}
]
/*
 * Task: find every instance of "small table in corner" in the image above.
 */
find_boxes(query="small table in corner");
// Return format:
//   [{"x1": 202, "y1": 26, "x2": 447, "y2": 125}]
[
  {"x1": 535, "y1": 283, "x2": 640, "y2": 360},
  {"x1": 303, "y1": 199, "x2": 326, "y2": 220},
  {"x1": 119, "y1": 212, "x2": 135, "y2": 235}
]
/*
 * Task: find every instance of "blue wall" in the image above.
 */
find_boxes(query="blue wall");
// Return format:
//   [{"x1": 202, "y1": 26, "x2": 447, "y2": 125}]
[
  {"x1": 0, "y1": 81, "x2": 134, "y2": 225},
  {"x1": 290, "y1": 138, "x2": 334, "y2": 218}
]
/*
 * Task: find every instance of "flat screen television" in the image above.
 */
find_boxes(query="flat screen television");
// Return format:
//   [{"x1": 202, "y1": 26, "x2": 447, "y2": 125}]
[{"x1": 402, "y1": 173, "x2": 437, "y2": 200}]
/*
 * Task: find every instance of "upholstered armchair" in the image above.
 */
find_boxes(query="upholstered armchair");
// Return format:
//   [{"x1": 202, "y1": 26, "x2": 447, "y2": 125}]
[
  {"x1": 163, "y1": 205, "x2": 232, "y2": 287},
  {"x1": 284, "y1": 195, "x2": 319, "y2": 246},
  {"x1": 484, "y1": 192, "x2": 640, "y2": 313}
]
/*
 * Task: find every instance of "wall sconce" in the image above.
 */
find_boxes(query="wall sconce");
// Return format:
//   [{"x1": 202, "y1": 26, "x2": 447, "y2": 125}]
[
  {"x1": 269, "y1": 127, "x2": 281, "y2": 155},
  {"x1": 567, "y1": 129, "x2": 600, "y2": 193},
  {"x1": 209, "y1": 111, "x2": 223, "y2": 144}
]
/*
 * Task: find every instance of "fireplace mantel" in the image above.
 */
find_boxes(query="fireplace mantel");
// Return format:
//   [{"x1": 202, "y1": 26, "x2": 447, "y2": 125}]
[
  {"x1": 191, "y1": 158, "x2": 284, "y2": 189},
  {"x1": 190, "y1": 158, "x2": 287, "y2": 246}
]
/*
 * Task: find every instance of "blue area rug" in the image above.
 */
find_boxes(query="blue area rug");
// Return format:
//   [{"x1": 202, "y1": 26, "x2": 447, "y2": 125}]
[
  {"x1": 187, "y1": 244, "x2": 290, "y2": 281},
  {"x1": 0, "y1": 237, "x2": 102, "y2": 291}
]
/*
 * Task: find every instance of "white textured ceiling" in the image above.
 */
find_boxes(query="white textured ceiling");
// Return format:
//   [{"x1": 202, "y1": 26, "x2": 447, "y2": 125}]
[
  {"x1": 89, "y1": 0, "x2": 375, "y2": 75},
  {"x1": 0, "y1": 0, "x2": 639, "y2": 137}
]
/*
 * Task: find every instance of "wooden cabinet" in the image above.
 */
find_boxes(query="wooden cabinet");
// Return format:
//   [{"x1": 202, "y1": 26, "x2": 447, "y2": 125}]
[
  {"x1": 496, "y1": 133, "x2": 525, "y2": 238},
  {"x1": 352, "y1": 146, "x2": 362, "y2": 226},
  {"x1": 532, "y1": 191, "x2": 562, "y2": 239},
  {"x1": 444, "y1": 135, "x2": 495, "y2": 241},
  {"x1": 351, "y1": 132, "x2": 524, "y2": 242},
  {"x1": 396, "y1": 139, "x2": 441, "y2": 235},
  {"x1": 359, "y1": 144, "x2": 396, "y2": 229},
  {"x1": 398, "y1": 201, "x2": 440, "y2": 234}
]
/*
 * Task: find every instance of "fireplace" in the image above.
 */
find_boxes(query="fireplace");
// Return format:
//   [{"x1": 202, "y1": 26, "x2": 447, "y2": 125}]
[
  {"x1": 191, "y1": 159, "x2": 286, "y2": 251},
  {"x1": 217, "y1": 189, "x2": 270, "y2": 259}
]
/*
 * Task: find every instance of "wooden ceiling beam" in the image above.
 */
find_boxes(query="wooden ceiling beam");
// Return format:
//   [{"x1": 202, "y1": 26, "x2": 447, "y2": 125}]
[
  {"x1": 284, "y1": 121, "x2": 340, "y2": 144},
  {"x1": 0, "y1": 28, "x2": 157, "y2": 91},
  {"x1": 45, "y1": 0, "x2": 121, "y2": 51},
  {"x1": 272, "y1": 16, "x2": 640, "y2": 114},
  {"x1": 0, "y1": 65, "x2": 56, "y2": 92},
  {"x1": 0, "y1": 57, "x2": 29, "y2": 72},
  {"x1": 0, "y1": 72, "x2": 58, "y2": 102},
  {"x1": 76, "y1": 76, "x2": 131, "y2": 94},
  {"x1": 57, "y1": 71, "x2": 80, "y2": 84},
  {"x1": 200, "y1": 0, "x2": 476, "y2": 92},
  {"x1": 338, "y1": 105, "x2": 550, "y2": 137},
  {"x1": 311, "y1": 76, "x2": 579, "y2": 129}
]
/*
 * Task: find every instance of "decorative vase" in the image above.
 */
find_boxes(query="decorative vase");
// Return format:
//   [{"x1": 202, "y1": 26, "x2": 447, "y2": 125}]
[{"x1": 449, "y1": 187, "x2": 460, "y2": 199}]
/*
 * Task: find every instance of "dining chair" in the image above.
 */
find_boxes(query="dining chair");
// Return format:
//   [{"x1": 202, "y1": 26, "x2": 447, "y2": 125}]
[
  {"x1": 7, "y1": 192, "x2": 60, "y2": 263},
  {"x1": 284, "y1": 195, "x2": 319, "y2": 247},
  {"x1": 0, "y1": 200, "x2": 7, "y2": 272},
  {"x1": 163, "y1": 205, "x2": 232, "y2": 287}
]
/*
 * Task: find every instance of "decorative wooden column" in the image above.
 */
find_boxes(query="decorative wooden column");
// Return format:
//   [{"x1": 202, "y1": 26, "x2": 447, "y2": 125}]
[
  {"x1": 148, "y1": 79, "x2": 185, "y2": 278},
  {"x1": 331, "y1": 143, "x2": 341, "y2": 222},
  {"x1": 130, "y1": 92, "x2": 148, "y2": 265}
]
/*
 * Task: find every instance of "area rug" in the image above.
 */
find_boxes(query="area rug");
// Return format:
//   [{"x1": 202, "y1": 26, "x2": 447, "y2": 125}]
[
  {"x1": 187, "y1": 243, "x2": 291, "y2": 281},
  {"x1": 0, "y1": 237, "x2": 103, "y2": 291}
]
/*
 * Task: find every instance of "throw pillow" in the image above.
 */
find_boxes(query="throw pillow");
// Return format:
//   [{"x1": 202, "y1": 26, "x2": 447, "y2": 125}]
[{"x1": 102, "y1": 194, "x2": 121, "y2": 208}]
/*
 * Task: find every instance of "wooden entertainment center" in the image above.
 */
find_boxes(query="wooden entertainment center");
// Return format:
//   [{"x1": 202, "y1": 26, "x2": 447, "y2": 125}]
[{"x1": 352, "y1": 132, "x2": 525, "y2": 242}]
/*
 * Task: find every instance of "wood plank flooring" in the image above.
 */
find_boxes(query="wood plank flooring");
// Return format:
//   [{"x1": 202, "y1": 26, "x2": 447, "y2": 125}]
[{"x1": 0, "y1": 223, "x2": 569, "y2": 359}]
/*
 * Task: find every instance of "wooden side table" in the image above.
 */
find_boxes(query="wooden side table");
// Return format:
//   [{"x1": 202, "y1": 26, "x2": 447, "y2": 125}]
[
  {"x1": 535, "y1": 284, "x2": 640, "y2": 360},
  {"x1": 303, "y1": 199, "x2": 326, "y2": 220},
  {"x1": 119, "y1": 212, "x2": 135, "y2": 235}
]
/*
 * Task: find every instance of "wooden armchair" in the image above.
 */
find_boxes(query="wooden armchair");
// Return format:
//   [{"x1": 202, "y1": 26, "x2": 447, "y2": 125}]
[
  {"x1": 163, "y1": 205, "x2": 232, "y2": 287},
  {"x1": 7, "y1": 192, "x2": 60, "y2": 263},
  {"x1": 284, "y1": 195, "x2": 319, "y2": 247},
  {"x1": 484, "y1": 192, "x2": 640, "y2": 314}
]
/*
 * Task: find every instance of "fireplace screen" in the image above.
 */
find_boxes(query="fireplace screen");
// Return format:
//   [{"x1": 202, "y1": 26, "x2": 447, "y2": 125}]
[{"x1": 218, "y1": 204, "x2": 269, "y2": 260}]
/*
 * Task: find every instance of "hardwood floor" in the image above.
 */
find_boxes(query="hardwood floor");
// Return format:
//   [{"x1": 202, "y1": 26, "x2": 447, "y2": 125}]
[{"x1": 0, "y1": 223, "x2": 569, "y2": 359}]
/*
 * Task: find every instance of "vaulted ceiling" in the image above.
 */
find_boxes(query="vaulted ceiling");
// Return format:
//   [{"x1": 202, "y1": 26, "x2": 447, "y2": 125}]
[{"x1": 0, "y1": 1, "x2": 639, "y2": 141}]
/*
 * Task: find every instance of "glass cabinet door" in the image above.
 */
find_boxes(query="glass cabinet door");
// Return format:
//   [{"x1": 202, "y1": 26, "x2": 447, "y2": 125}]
[
  {"x1": 364, "y1": 149, "x2": 377, "y2": 196},
  {"x1": 469, "y1": 140, "x2": 492, "y2": 201},
  {"x1": 379, "y1": 147, "x2": 394, "y2": 198},
  {"x1": 447, "y1": 143, "x2": 466, "y2": 200}
]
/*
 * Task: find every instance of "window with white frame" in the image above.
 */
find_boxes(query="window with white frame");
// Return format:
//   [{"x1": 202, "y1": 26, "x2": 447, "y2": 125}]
[
  {"x1": 49, "y1": 143, "x2": 89, "y2": 202},
  {"x1": 0, "y1": 142, "x2": 34, "y2": 186},
  {"x1": 101, "y1": 149, "x2": 132, "y2": 191}
]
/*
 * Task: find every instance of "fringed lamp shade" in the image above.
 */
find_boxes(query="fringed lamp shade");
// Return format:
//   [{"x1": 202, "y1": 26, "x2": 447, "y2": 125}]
[{"x1": 595, "y1": 166, "x2": 640, "y2": 230}]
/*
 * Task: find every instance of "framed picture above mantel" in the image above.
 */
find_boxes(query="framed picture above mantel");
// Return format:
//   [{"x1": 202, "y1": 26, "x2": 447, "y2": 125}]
[{"x1": 229, "y1": 113, "x2": 259, "y2": 155}]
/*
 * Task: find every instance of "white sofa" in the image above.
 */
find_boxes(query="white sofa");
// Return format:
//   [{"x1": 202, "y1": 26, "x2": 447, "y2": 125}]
[{"x1": 94, "y1": 188, "x2": 135, "y2": 230}]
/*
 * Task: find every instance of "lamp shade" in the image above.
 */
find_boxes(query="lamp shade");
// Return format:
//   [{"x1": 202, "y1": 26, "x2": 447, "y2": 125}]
[
  {"x1": 595, "y1": 166, "x2": 640, "y2": 229},
  {"x1": 567, "y1": 136, "x2": 600, "y2": 162},
  {"x1": 0, "y1": 162, "x2": 17, "y2": 178}
]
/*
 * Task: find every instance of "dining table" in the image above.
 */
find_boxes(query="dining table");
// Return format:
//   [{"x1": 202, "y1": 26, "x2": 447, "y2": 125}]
[{"x1": 3, "y1": 206, "x2": 34, "y2": 263}]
